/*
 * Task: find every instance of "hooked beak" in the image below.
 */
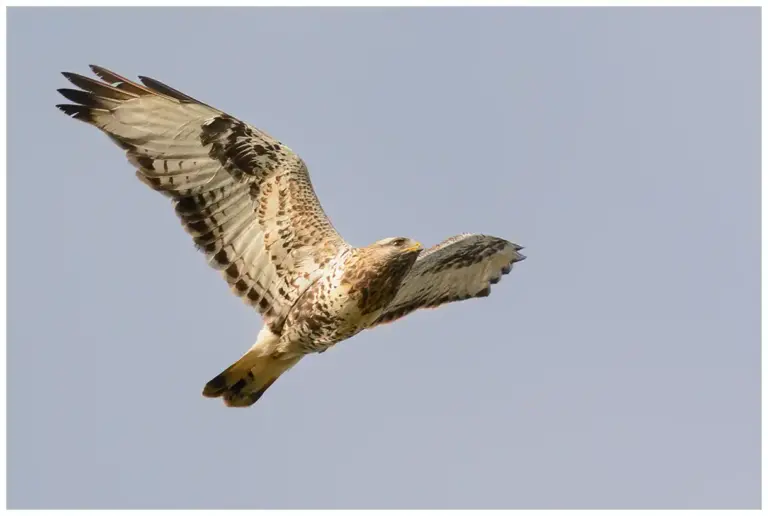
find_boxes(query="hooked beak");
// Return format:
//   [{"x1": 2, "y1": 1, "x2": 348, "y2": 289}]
[{"x1": 404, "y1": 241, "x2": 423, "y2": 253}]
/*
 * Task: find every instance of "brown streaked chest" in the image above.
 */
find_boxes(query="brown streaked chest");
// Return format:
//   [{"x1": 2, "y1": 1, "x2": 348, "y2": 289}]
[{"x1": 341, "y1": 251, "x2": 413, "y2": 316}]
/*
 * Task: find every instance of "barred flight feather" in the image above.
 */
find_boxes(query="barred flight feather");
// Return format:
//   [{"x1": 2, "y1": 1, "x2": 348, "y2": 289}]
[
  {"x1": 56, "y1": 65, "x2": 349, "y2": 331},
  {"x1": 372, "y1": 234, "x2": 526, "y2": 326}
]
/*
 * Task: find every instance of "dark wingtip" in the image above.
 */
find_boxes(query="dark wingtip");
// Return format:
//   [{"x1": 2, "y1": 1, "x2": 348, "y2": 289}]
[
  {"x1": 137, "y1": 74, "x2": 195, "y2": 102},
  {"x1": 56, "y1": 104, "x2": 91, "y2": 121},
  {"x1": 89, "y1": 64, "x2": 116, "y2": 83},
  {"x1": 57, "y1": 88, "x2": 90, "y2": 105},
  {"x1": 61, "y1": 71, "x2": 89, "y2": 87}
]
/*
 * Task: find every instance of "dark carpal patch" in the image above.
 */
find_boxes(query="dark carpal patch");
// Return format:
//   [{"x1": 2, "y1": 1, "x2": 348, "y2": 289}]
[
  {"x1": 370, "y1": 236, "x2": 525, "y2": 326},
  {"x1": 200, "y1": 116, "x2": 288, "y2": 179}
]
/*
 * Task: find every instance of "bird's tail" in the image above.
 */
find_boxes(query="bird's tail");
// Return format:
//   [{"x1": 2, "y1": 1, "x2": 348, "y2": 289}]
[{"x1": 202, "y1": 349, "x2": 301, "y2": 408}]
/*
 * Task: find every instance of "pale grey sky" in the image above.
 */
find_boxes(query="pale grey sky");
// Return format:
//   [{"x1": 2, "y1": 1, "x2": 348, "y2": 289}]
[{"x1": 7, "y1": 7, "x2": 760, "y2": 510}]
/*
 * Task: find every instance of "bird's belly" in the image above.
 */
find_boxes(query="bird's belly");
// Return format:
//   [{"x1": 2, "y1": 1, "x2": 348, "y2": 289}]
[{"x1": 280, "y1": 280, "x2": 371, "y2": 354}]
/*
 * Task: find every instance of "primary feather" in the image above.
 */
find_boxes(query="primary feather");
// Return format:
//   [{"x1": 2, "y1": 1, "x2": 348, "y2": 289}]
[{"x1": 58, "y1": 65, "x2": 347, "y2": 333}]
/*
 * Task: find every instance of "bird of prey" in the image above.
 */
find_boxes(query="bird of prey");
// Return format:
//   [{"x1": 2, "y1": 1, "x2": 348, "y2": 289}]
[{"x1": 56, "y1": 65, "x2": 526, "y2": 408}]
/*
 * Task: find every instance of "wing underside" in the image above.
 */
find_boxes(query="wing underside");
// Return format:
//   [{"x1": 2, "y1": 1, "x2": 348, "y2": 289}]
[
  {"x1": 372, "y1": 234, "x2": 525, "y2": 326},
  {"x1": 57, "y1": 66, "x2": 348, "y2": 330}
]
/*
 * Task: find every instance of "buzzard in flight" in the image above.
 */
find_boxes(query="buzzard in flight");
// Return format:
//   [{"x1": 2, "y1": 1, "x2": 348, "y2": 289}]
[{"x1": 56, "y1": 66, "x2": 526, "y2": 407}]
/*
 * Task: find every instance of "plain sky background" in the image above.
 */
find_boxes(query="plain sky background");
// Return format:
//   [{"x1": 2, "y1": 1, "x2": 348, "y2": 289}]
[{"x1": 7, "y1": 7, "x2": 760, "y2": 510}]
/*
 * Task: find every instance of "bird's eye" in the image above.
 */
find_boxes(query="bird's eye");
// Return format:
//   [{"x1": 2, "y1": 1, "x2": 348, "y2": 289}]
[{"x1": 393, "y1": 238, "x2": 406, "y2": 247}]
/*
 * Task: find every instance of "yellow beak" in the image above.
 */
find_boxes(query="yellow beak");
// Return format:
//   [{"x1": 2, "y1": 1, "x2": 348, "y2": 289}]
[{"x1": 404, "y1": 242, "x2": 423, "y2": 253}]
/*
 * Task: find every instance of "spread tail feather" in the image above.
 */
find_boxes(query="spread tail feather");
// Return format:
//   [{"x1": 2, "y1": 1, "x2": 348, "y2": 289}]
[{"x1": 203, "y1": 351, "x2": 301, "y2": 408}]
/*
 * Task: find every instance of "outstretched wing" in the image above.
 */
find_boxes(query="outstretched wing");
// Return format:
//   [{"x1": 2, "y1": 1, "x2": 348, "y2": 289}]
[
  {"x1": 56, "y1": 65, "x2": 348, "y2": 331},
  {"x1": 371, "y1": 234, "x2": 525, "y2": 326}
]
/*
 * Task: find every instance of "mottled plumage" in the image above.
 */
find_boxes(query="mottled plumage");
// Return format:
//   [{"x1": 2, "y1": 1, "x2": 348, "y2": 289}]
[{"x1": 57, "y1": 66, "x2": 526, "y2": 408}]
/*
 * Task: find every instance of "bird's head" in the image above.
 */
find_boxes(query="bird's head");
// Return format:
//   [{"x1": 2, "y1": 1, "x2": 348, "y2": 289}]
[
  {"x1": 373, "y1": 237, "x2": 423, "y2": 256},
  {"x1": 361, "y1": 237, "x2": 423, "y2": 289}
]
